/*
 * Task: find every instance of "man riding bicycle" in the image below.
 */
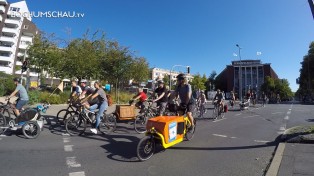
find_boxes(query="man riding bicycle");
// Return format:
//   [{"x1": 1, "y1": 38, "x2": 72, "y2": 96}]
[
  {"x1": 174, "y1": 73, "x2": 195, "y2": 129},
  {"x1": 213, "y1": 89, "x2": 224, "y2": 113},
  {"x1": 153, "y1": 80, "x2": 168, "y2": 116},
  {"x1": 7, "y1": 78, "x2": 29, "y2": 117}
]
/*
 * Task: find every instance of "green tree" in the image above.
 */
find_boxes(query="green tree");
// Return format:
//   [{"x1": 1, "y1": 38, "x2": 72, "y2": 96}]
[
  {"x1": 190, "y1": 73, "x2": 206, "y2": 90},
  {"x1": 205, "y1": 71, "x2": 216, "y2": 91}
]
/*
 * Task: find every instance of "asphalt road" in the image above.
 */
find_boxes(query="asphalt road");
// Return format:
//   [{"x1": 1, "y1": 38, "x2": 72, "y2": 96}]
[{"x1": 0, "y1": 102, "x2": 310, "y2": 176}]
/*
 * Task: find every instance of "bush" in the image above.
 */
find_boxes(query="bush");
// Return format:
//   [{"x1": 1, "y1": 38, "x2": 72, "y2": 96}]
[
  {"x1": 28, "y1": 90, "x2": 71, "y2": 105},
  {"x1": 109, "y1": 90, "x2": 136, "y2": 104}
]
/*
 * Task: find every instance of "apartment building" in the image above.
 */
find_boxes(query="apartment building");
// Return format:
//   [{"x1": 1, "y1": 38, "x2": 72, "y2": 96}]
[
  {"x1": 0, "y1": 0, "x2": 38, "y2": 81},
  {"x1": 151, "y1": 67, "x2": 193, "y2": 82}
]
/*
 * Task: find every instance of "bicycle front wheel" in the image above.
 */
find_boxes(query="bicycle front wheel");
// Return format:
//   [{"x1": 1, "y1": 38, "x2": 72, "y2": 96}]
[
  {"x1": 98, "y1": 113, "x2": 117, "y2": 135},
  {"x1": 65, "y1": 114, "x2": 86, "y2": 136},
  {"x1": 0, "y1": 113, "x2": 6, "y2": 135},
  {"x1": 57, "y1": 109, "x2": 77, "y2": 125},
  {"x1": 137, "y1": 136, "x2": 156, "y2": 161},
  {"x1": 134, "y1": 115, "x2": 147, "y2": 134}
]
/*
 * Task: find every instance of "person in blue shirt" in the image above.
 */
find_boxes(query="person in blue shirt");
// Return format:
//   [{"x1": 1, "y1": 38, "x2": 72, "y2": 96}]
[{"x1": 7, "y1": 78, "x2": 29, "y2": 116}]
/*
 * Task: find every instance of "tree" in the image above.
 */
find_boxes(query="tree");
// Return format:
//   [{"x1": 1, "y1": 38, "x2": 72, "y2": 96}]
[
  {"x1": 190, "y1": 73, "x2": 206, "y2": 90},
  {"x1": 205, "y1": 71, "x2": 217, "y2": 91}
]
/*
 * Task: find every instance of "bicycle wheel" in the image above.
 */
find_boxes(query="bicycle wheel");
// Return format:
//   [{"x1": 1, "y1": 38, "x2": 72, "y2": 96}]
[
  {"x1": 98, "y1": 113, "x2": 117, "y2": 135},
  {"x1": 56, "y1": 109, "x2": 77, "y2": 125},
  {"x1": 22, "y1": 121, "x2": 40, "y2": 139},
  {"x1": 185, "y1": 120, "x2": 196, "y2": 141},
  {"x1": 134, "y1": 115, "x2": 147, "y2": 134},
  {"x1": 0, "y1": 113, "x2": 6, "y2": 135},
  {"x1": 137, "y1": 136, "x2": 156, "y2": 161},
  {"x1": 65, "y1": 114, "x2": 86, "y2": 136},
  {"x1": 212, "y1": 108, "x2": 218, "y2": 119}
]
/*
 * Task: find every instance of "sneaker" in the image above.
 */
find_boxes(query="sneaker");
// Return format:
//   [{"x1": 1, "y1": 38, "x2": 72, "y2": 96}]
[{"x1": 90, "y1": 128, "x2": 97, "y2": 134}]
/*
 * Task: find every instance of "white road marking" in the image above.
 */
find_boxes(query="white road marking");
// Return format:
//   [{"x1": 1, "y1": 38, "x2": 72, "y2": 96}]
[
  {"x1": 254, "y1": 140, "x2": 271, "y2": 143},
  {"x1": 284, "y1": 116, "x2": 289, "y2": 120},
  {"x1": 62, "y1": 133, "x2": 70, "y2": 136},
  {"x1": 243, "y1": 115, "x2": 260, "y2": 118},
  {"x1": 279, "y1": 126, "x2": 286, "y2": 131},
  {"x1": 69, "y1": 171, "x2": 85, "y2": 176},
  {"x1": 213, "y1": 118, "x2": 226, "y2": 122},
  {"x1": 235, "y1": 113, "x2": 242, "y2": 116},
  {"x1": 0, "y1": 134, "x2": 7, "y2": 137},
  {"x1": 64, "y1": 145, "x2": 73, "y2": 152},
  {"x1": 286, "y1": 111, "x2": 291, "y2": 115},
  {"x1": 271, "y1": 112, "x2": 283, "y2": 114},
  {"x1": 63, "y1": 138, "x2": 70, "y2": 143},
  {"x1": 230, "y1": 137, "x2": 237, "y2": 139},
  {"x1": 66, "y1": 157, "x2": 81, "y2": 168},
  {"x1": 213, "y1": 134, "x2": 228, "y2": 138}
]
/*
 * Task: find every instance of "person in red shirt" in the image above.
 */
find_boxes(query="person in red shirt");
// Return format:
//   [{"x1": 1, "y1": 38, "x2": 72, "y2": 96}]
[{"x1": 132, "y1": 88, "x2": 147, "y2": 113}]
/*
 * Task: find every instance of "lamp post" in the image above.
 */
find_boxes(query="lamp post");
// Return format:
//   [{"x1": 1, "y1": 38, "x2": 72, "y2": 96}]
[
  {"x1": 169, "y1": 65, "x2": 190, "y2": 90},
  {"x1": 236, "y1": 44, "x2": 242, "y2": 101}
]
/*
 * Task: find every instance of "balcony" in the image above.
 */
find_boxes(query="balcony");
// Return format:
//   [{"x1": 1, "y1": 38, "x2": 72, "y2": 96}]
[
  {"x1": 5, "y1": 19, "x2": 20, "y2": 28},
  {"x1": 0, "y1": 46, "x2": 13, "y2": 53},
  {"x1": 2, "y1": 27, "x2": 19, "y2": 36},
  {"x1": 0, "y1": 0, "x2": 8, "y2": 5},
  {"x1": 0, "y1": 66, "x2": 13, "y2": 74},
  {"x1": 0, "y1": 5, "x2": 5, "y2": 14},
  {"x1": 0, "y1": 36, "x2": 16, "y2": 44},
  {"x1": 19, "y1": 43, "x2": 29, "y2": 50},
  {"x1": 0, "y1": 55, "x2": 13, "y2": 63}
]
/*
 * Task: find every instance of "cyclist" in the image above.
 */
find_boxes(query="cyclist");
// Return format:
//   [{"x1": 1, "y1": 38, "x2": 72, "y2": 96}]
[
  {"x1": 230, "y1": 91, "x2": 235, "y2": 109},
  {"x1": 79, "y1": 79, "x2": 94, "y2": 99},
  {"x1": 71, "y1": 80, "x2": 82, "y2": 99},
  {"x1": 132, "y1": 88, "x2": 148, "y2": 114},
  {"x1": 7, "y1": 78, "x2": 29, "y2": 116},
  {"x1": 174, "y1": 73, "x2": 195, "y2": 128},
  {"x1": 213, "y1": 89, "x2": 224, "y2": 116},
  {"x1": 88, "y1": 81, "x2": 108, "y2": 134},
  {"x1": 153, "y1": 80, "x2": 168, "y2": 116},
  {"x1": 198, "y1": 90, "x2": 206, "y2": 118}
]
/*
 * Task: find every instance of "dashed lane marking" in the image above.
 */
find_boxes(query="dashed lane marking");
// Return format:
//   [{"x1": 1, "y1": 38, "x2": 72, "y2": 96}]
[
  {"x1": 62, "y1": 133, "x2": 70, "y2": 136},
  {"x1": 0, "y1": 134, "x2": 7, "y2": 137},
  {"x1": 64, "y1": 145, "x2": 73, "y2": 152},
  {"x1": 271, "y1": 112, "x2": 283, "y2": 115},
  {"x1": 279, "y1": 126, "x2": 286, "y2": 131},
  {"x1": 213, "y1": 134, "x2": 228, "y2": 138},
  {"x1": 212, "y1": 118, "x2": 226, "y2": 122},
  {"x1": 284, "y1": 116, "x2": 289, "y2": 120},
  {"x1": 230, "y1": 137, "x2": 237, "y2": 139},
  {"x1": 69, "y1": 171, "x2": 85, "y2": 176},
  {"x1": 66, "y1": 157, "x2": 81, "y2": 168},
  {"x1": 235, "y1": 113, "x2": 242, "y2": 116},
  {"x1": 287, "y1": 111, "x2": 291, "y2": 115},
  {"x1": 63, "y1": 138, "x2": 70, "y2": 143}
]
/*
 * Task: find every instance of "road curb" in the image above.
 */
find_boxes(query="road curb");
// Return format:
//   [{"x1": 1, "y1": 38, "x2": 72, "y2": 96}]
[{"x1": 265, "y1": 143, "x2": 285, "y2": 176}]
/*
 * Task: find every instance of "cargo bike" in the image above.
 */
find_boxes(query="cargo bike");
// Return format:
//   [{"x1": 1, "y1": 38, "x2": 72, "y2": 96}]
[
  {"x1": 0, "y1": 98, "x2": 50, "y2": 139},
  {"x1": 136, "y1": 109, "x2": 196, "y2": 161}
]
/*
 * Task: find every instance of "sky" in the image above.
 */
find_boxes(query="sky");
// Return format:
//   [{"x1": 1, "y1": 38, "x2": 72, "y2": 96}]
[{"x1": 10, "y1": 0, "x2": 314, "y2": 92}]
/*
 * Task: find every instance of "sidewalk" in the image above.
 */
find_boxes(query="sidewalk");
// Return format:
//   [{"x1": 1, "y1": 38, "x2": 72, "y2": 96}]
[{"x1": 266, "y1": 127, "x2": 314, "y2": 176}]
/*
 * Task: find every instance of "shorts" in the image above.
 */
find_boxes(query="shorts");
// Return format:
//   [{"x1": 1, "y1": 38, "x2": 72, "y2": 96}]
[
  {"x1": 16, "y1": 100, "x2": 28, "y2": 110},
  {"x1": 179, "y1": 103, "x2": 193, "y2": 113}
]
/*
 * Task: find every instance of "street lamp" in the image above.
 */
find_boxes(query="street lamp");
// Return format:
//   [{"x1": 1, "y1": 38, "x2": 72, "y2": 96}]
[
  {"x1": 236, "y1": 44, "x2": 242, "y2": 101},
  {"x1": 169, "y1": 65, "x2": 190, "y2": 90}
]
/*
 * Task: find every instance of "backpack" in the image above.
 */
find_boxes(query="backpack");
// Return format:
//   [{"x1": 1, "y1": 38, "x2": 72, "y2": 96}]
[{"x1": 106, "y1": 94, "x2": 113, "y2": 106}]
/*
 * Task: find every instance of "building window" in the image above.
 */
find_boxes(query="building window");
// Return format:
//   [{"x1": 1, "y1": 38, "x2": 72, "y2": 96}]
[
  {"x1": 9, "y1": 7, "x2": 20, "y2": 12},
  {"x1": 23, "y1": 25, "x2": 29, "y2": 29}
]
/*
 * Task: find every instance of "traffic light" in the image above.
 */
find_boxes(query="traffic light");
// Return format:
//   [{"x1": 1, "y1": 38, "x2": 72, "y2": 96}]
[
  {"x1": 187, "y1": 66, "x2": 190, "y2": 74},
  {"x1": 22, "y1": 60, "x2": 28, "y2": 73}
]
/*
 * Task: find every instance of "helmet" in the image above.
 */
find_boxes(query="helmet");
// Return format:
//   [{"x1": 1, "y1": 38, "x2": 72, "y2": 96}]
[
  {"x1": 201, "y1": 90, "x2": 204, "y2": 93},
  {"x1": 157, "y1": 80, "x2": 164, "y2": 84},
  {"x1": 13, "y1": 78, "x2": 20, "y2": 82},
  {"x1": 176, "y1": 73, "x2": 186, "y2": 80},
  {"x1": 81, "y1": 79, "x2": 87, "y2": 83}
]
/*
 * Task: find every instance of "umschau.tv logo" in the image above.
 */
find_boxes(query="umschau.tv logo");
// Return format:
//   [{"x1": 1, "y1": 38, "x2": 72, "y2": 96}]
[{"x1": 10, "y1": 11, "x2": 85, "y2": 18}]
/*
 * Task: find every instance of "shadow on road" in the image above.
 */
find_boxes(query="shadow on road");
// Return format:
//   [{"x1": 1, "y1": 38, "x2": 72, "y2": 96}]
[{"x1": 170, "y1": 135, "x2": 282, "y2": 151}]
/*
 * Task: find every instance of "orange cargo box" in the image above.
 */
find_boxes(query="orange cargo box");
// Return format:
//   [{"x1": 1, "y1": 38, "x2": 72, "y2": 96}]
[
  {"x1": 116, "y1": 105, "x2": 136, "y2": 120},
  {"x1": 146, "y1": 116, "x2": 185, "y2": 144}
]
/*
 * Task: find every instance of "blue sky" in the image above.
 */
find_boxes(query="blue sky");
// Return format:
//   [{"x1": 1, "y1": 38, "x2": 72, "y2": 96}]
[{"x1": 11, "y1": 0, "x2": 314, "y2": 91}]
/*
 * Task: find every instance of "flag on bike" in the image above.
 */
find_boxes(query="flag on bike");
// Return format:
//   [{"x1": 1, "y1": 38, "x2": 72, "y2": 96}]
[{"x1": 57, "y1": 81, "x2": 64, "y2": 92}]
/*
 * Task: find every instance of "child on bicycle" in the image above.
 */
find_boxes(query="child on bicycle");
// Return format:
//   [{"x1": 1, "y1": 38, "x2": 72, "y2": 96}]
[{"x1": 132, "y1": 88, "x2": 148, "y2": 114}]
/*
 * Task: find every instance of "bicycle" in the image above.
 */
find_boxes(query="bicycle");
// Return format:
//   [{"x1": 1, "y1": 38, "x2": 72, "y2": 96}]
[
  {"x1": 212, "y1": 100, "x2": 225, "y2": 120},
  {"x1": 136, "y1": 107, "x2": 196, "y2": 161},
  {"x1": 0, "y1": 98, "x2": 50, "y2": 139},
  {"x1": 134, "y1": 100, "x2": 158, "y2": 134},
  {"x1": 56, "y1": 98, "x2": 79, "y2": 125},
  {"x1": 64, "y1": 103, "x2": 116, "y2": 136}
]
